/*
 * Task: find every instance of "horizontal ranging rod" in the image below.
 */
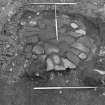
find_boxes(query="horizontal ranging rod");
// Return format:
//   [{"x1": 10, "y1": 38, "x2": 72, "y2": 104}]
[
  {"x1": 29, "y1": 3, "x2": 79, "y2": 5},
  {"x1": 33, "y1": 87, "x2": 97, "y2": 90}
]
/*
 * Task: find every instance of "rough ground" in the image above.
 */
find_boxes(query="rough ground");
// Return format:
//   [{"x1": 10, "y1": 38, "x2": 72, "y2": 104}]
[{"x1": 0, "y1": 0, "x2": 105, "y2": 105}]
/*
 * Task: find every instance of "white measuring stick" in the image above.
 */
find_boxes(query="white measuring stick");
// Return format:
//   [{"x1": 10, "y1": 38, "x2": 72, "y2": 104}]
[
  {"x1": 29, "y1": 3, "x2": 78, "y2": 5},
  {"x1": 33, "y1": 87, "x2": 97, "y2": 90},
  {"x1": 55, "y1": 4, "x2": 59, "y2": 40}
]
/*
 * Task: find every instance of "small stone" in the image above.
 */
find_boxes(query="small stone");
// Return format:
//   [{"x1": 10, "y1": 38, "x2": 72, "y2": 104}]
[
  {"x1": 66, "y1": 51, "x2": 80, "y2": 65},
  {"x1": 54, "y1": 65, "x2": 65, "y2": 71},
  {"x1": 46, "y1": 58, "x2": 54, "y2": 71},
  {"x1": 32, "y1": 45, "x2": 44, "y2": 55},
  {"x1": 70, "y1": 31, "x2": 83, "y2": 38},
  {"x1": 52, "y1": 55, "x2": 60, "y2": 64},
  {"x1": 75, "y1": 29, "x2": 86, "y2": 35},
  {"x1": 70, "y1": 22, "x2": 78, "y2": 29},
  {"x1": 59, "y1": 90, "x2": 63, "y2": 94},
  {"x1": 62, "y1": 58, "x2": 76, "y2": 69},
  {"x1": 78, "y1": 52, "x2": 87, "y2": 60},
  {"x1": 71, "y1": 42, "x2": 89, "y2": 53},
  {"x1": 71, "y1": 47, "x2": 81, "y2": 55}
]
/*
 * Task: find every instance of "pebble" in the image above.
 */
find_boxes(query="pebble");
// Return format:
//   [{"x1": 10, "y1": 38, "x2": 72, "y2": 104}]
[
  {"x1": 75, "y1": 29, "x2": 86, "y2": 35},
  {"x1": 52, "y1": 55, "x2": 60, "y2": 65},
  {"x1": 70, "y1": 22, "x2": 79, "y2": 29},
  {"x1": 32, "y1": 45, "x2": 44, "y2": 55},
  {"x1": 71, "y1": 42, "x2": 89, "y2": 53},
  {"x1": 78, "y1": 52, "x2": 87, "y2": 60},
  {"x1": 62, "y1": 58, "x2": 76, "y2": 69},
  {"x1": 54, "y1": 65, "x2": 65, "y2": 71},
  {"x1": 46, "y1": 58, "x2": 54, "y2": 71},
  {"x1": 66, "y1": 51, "x2": 80, "y2": 65}
]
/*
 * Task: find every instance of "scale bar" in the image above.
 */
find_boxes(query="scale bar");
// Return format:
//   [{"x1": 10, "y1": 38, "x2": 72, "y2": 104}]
[
  {"x1": 29, "y1": 3, "x2": 78, "y2": 5},
  {"x1": 33, "y1": 87, "x2": 97, "y2": 90},
  {"x1": 55, "y1": 4, "x2": 59, "y2": 40}
]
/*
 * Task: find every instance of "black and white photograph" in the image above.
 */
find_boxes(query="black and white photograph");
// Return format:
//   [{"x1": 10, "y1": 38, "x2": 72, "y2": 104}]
[{"x1": 0, "y1": 0, "x2": 105, "y2": 105}]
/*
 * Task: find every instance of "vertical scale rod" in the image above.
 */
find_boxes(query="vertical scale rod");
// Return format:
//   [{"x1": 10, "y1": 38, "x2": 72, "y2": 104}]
[{"x1": 55, "y1": 4, "x2": 59, "y2": 41}]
